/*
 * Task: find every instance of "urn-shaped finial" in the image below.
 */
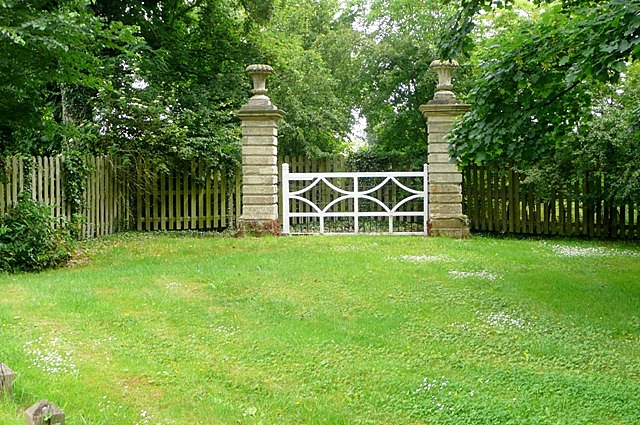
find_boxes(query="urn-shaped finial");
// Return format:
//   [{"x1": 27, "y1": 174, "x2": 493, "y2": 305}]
[
  {"x1": 246, "y1": 64, "x2": 273, "y2": 96},
  {"x1": 430, "y1": 60, "x2": 459, "y2": 103}
]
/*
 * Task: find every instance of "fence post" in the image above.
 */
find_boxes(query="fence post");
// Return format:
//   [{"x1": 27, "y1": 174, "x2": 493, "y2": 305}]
[
  {"x1": 236, "y1": 64, "x2": 285, "y2": 235},
  {"x1": 281, "y1": 163, "x2": 290, "y2": 235},
  {"x1": 419, "y1": 60, "x2": 470, "y2": 238},
  {"x1": 0, "y1": 362, "x2": 15, "y2": 398}
]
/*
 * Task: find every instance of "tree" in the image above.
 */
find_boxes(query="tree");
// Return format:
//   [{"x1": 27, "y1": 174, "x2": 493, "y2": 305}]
[
  {"x1": 255, "y1": 0, "x2": 360, "y2": 157},
  {"x1": 0, "y1": 0, "x2": 274, "y2": 170},
  {"x1": 88, "y1": 0, "x2": 269, "y2": 170},
  {"x1": 441, "y1": 0, "x2": 640, "y2": 167},
  {"x1": 352, "y1": 0, "x2": 470, "y2": 169},
  {"x1": 0, "y1": 0, "x2": 141, "y2": 156}
]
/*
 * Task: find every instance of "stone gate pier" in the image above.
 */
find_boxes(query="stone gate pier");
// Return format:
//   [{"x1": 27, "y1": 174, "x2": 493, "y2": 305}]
[
  {"x1": 236, "y1": 64, "x2": 285, "y2": 235},
  {"x1": 420, "y1": 60, "x2": 470, "y2": 238}
]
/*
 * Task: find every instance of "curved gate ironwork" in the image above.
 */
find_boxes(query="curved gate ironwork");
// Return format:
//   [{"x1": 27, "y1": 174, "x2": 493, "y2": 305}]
[{"x1": 282, "y1": 164, "x2": 429, "y2": 235}]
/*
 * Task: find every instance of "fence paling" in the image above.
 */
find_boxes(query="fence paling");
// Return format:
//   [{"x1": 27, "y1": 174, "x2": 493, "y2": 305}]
[
  {"x1": 462, "y1": 165, "x2": 639, "y2": 238},
  {"x1": 134, "y1": 160, "x2": 241, "y2": 232},
  {"x1": 1, "y1": 156, "x2": 239, "y2": 236},
  {"x1": 3, "y1": 156, "x2": 637, "y2": 239}
]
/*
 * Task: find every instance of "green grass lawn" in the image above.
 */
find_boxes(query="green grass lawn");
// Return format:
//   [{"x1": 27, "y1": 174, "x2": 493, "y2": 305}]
[{"x1": 1, "y1": 233, "x2": 639, "y2": 424}]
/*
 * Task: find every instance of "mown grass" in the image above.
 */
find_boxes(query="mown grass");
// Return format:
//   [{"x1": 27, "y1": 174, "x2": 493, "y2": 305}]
[{"x1": 1, "y1": 233, "x2": 639, "y2": 424}]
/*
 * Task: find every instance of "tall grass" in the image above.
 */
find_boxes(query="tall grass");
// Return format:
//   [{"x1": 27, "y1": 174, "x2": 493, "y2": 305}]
[{"x1": 1, "y1": 233, "x2": 639, "y2": 424}]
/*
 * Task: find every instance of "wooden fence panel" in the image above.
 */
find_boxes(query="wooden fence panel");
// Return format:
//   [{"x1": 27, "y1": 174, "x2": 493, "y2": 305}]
[
  {"x1": 462, "y1": 165, "x2": 640, "y2": 239},
  {"x1": 134, "y1": 160, "x2": 241, "y2": 231}
]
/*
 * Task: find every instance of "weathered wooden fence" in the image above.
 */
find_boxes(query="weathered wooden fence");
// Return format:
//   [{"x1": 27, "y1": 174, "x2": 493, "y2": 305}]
[
  {"x1": 1, "y1": 156, "x2": 129, "y2": 238},
  {"x1": 135, "y1": 160, "x2": 241, "y2": 231},
  {"x1": 0, "y1": 156, "x2": 240, "y2": 237},
  {"x1": 463, "y1": 165, "x2": 640, "y2": 238},
  {"x1": 3, "y1": 156, "x2": 638, "y2": 239}
]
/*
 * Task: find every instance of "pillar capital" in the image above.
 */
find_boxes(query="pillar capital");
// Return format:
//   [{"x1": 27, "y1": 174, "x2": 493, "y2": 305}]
[
  {"x1": 420, "y1": 103, "x2": 470, "y2": 120},
  {"x1": 237, "y1": 64, "x2": 285, "y2": 117}
]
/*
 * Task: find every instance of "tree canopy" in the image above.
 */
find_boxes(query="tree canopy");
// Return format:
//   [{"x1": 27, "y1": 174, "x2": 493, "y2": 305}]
[
  {"x1": 0, "y1": 0, "x2": 273, "y2": 170},
  {"x1": 442, "y1": 0, "x2": 640, "y2": 167},
  {"x1": 6, "y1": 0, "x2": 636, "y2": 196},
  {"x1": 1, "y1": 0, "x2": 469, "y2": 168}
]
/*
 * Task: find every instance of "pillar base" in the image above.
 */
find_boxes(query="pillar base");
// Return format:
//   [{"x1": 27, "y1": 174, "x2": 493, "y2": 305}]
[
  {"x1": 236, "y1": 219, "x2": 281, "y2": 237},
  {"x1": 429, "y1": 215, "x2": 470, "y2": 238}
]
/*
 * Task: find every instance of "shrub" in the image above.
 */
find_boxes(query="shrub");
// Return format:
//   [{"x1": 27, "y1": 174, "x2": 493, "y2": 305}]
[{"x1": 0, "y1": 194, "x2": 73, "y2": 273}]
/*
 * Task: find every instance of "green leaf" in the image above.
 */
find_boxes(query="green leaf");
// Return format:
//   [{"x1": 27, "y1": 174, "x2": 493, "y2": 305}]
[{"x1": 619, "y1": 39, "x2": 630, "y2": 52}]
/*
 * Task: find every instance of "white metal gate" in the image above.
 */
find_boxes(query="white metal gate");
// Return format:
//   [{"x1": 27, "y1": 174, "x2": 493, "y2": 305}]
[{"x1": 281, "y1": 164, "x2": 429, "y2": 235}]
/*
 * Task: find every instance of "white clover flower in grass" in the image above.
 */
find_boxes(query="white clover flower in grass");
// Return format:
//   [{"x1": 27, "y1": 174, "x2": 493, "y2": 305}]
[
  {"x1": 477, "y1": 310, "x2": 532, "y2": 331},
  {"x1": 388, "y1": 254, "x2": 453, "y2": 263},
  {"x1": 23, "y1": 333, "x2": 77, "y2": 375},
  {"x1": 542, "y1": 242, "x2": 640, "y2": 258},
  {"x1": 210, "y1": 325, "x2": 239, "y2": 336},
  {"x1": 449, "y1": 270, "x2": 499, "y2": 281},
  {"x1": 413, "y1": 376, "x2": 475, "y2": 413}
]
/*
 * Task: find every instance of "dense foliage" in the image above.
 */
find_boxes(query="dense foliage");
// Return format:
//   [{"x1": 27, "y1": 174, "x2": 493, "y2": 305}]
[
  {"x1": 353, "y1": 0, "x2": 468, "y2": 169},
  {"x1": 3, "y1": 0, "x2": 637, "y2": 201},
  {"x1": 0, "y1": 193, "x2": 73, "y2": 273},
  {"x1": 0, "y1": 0, "x2": 272, "y2": 170},
  {"x1": 442, "y1": 0, "x2": 640, "y2": 202},
  {"x1": 1, "y1": 0, "x2": 468, "y2": 168}
]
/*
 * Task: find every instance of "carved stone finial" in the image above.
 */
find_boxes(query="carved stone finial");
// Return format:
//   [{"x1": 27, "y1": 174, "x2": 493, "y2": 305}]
[
  {"x1": 430, "y1": 60, "x2": 459, "y2": 103},
  {"x1": 246, "y1": 64, "x2": 273, "y2": 97}
]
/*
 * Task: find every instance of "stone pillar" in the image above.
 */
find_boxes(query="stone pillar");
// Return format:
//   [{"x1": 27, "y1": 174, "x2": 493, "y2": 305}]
[
  {"x1": 420, "y1": 60, "x2": 470, "y2": 238},
  {"x1": 236, "y1": 64, "x2": 285, "y2": 235}
]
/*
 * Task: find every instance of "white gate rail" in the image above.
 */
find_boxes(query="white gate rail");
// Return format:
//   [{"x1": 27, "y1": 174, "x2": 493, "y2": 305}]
[{"x1": 282, "y1": 164, "x2": 429, "y2": 235}]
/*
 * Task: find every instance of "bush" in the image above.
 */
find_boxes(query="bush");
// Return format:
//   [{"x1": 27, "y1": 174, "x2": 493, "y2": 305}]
[{"x1": 0, "y1": 194, "x2": 73, "y2": 273}]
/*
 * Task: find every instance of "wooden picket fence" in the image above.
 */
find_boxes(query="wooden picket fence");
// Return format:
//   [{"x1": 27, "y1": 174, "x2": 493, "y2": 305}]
[
  {"x1": 3, "y1": 155, "x2": 638, "y2": 239},
  {"x1": 135, "y1": 159, "x2": 241, "y2": 231},
  {"x1": 0, "y1": 156, "x2": 241, "y2": 237},
  {"x1": 0, "y1": 156, "x2": 129, "y2": 238},
  {"x1": 463, "y1": 165, "x2": 640, "y2": 238}
]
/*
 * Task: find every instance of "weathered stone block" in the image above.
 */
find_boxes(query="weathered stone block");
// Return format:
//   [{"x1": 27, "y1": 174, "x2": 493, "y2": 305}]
[
  {"x1": 240, "y1": 123, "x2": 279, "y2": 135},
  {"x1": 428, "y1": 183, "x2": 462, "y2": 194},
  {"x1": 430, "y1": 227, "x2": 470, "y2": 238},
  {"x1": 242, "y1": 135, "x2": 278, "y2": 146},
  {"x1": 0, "y1": 362, "x2": 15, "y2": 397},
  {"x1": 429, "y1": 193, "x2": 463, "y2": 204},
  {"x1": 25, "y1": 400, "x2": 65, "y2": 425},
  {"x1": 427, "y1": 142, "x2": 451, "y2": 153},
  {"x1": 428, "y1": 162, "x2": 459, "y2": 174},
  {"x1": 242, "y1": 155, "x2": 278, "y2": 166},
  {"x1": 429, "y1": 216, "x2": 470, "y2": 238},
  {"x1": 236, "y1": 219, "x2": 281, "y2": 236},
  {"x1": 241, "y1": 205, "x2": 278, "y2": 221},
  {"x1": 429, "y1": 173, "x2": 463, "y2": 184},
  {"x1": 242, "y1": 175, "x2": 278, "y2": 186},
  {"x1": 241, "y1": 184, "x2": 278, "y2": 196},
  {"x1": 242, "y1": 145, "x2": 278, "y2": 156},
  {"x1": 242, "y1": 165, "x2": 278, "y2": 176},
  {"x1": 429, "y1": 203, "x2": 464, "y2": 216},
  {"x1": 242, "y1": 195, "x2": 279, "y2": 205},
  {"x1": 427, "y1": 123, "x2": 456, "y2": 134},
  {"x1": 427, "y1": 153, "x2": 453, "y2": 164}
]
